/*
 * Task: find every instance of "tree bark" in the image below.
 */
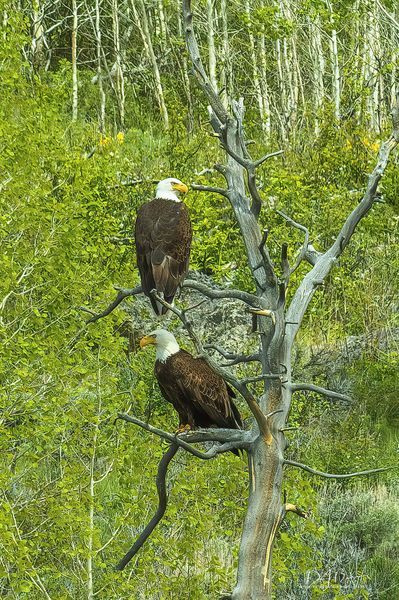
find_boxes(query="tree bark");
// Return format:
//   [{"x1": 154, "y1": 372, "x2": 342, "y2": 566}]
[
  {"x1": 130, "y1": 0, "x2": 169, "y2": 129},
  {"x1": 71, "y1": 0, "x2": 78, "y2": 121},
  {"x1": 95, "y1": 0, "x2": 106, "y2": 133},
  {"x1": 112, "y1": 0, "x2": 125, "y2": 130}
]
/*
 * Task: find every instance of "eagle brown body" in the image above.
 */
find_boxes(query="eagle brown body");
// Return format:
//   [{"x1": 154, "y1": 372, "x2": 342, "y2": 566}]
[
  {"x1": 140, "y1": 330, "x2": 243, "y2": 455},
  {"x1": 135, "y1": 197, "x2": 192, "y2": 315},
  {"x1": 155, "y1": 350, "x2": 242, "y2": 431}
]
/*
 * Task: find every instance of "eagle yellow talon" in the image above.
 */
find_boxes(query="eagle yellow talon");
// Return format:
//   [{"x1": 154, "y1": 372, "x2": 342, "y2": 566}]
[{"x1": 176, "y1": 424, "x2": 192, "y2": 435}]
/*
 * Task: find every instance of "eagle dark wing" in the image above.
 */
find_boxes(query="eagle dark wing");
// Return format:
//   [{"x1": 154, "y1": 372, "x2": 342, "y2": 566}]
[
  {"x1": 135, "y1": 199, "x2": 192, "y2": 315},
  {"x1": 163, "y1": 351, "x2": 243, "y2": 430}
]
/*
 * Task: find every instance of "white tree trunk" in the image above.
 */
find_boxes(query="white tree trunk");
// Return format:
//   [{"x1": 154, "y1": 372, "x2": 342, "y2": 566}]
[
  {"x1": 71, "y1": 0, "x2": 78, "y2": 121},
  {"x1": 131, "y1": 0, "x2": 169, "y2": 129},
  {"x1": 95, "y1": 0, "x2": 106, "y2": 133},
  {"x1": 245, "y1": 0, "x2": 269, "y2": 132},
  {"x1": 309, "y1": 15, "x2": 325, "y2": 134},
  {"x1": 220, "y1": 0, "x2": 231, "y2": 109},
  {"x1": 31, "y1": 0, "x2": 45, "y2": 69},
  {"x1": 112, "y1": 0, "x2": 125, "y2": 130},
  {"x1": 207, "y1": 0, "x2": 218, "y2": 93},
  {"x1": 330, "y1": 27, "x2": 340, "y2": 120}
]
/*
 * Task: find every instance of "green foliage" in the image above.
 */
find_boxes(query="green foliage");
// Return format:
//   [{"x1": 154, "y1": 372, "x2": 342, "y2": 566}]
[{"x1": 0, "y1": 2, "x2": 398, "y2": 598}]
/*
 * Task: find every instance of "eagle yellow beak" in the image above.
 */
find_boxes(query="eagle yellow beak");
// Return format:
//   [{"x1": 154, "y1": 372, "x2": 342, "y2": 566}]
[
  {"x1": 172, "y1": 182, "x2": 189, "y2": 194},
  {"x1": 140, "y1": 335, "x2": 157, "y2": 348}
]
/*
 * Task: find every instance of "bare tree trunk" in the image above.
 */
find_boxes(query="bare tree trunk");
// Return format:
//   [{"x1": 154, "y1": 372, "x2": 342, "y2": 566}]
[
  {"x1": 245, "y1": 0, "x2": 268, "y2": 132},
  {"x1": 309, "y1": 15, "x2": 325, "y2": 134},
  {"x1": 71, "y1": 0, "x2": 78, "y2": 121},
  {"x1": 177, "y1": 0, "x2": 194, "y2": 132},
  {"x1": 112, "y1": 0, "x2": 125, "y2": 130},
  {"x1": 259, "y1": 23, "x2": 271, "y2": 137},
  {"x1": 95, "y1": 0, "x2": 106, "y2": 133},
  {"x1": 275, "y1": 38, "x2": 287, "y2": 141},
  {"x1": 207, "y1": 0, "x2": 218, "y2": 93},
  {"x1": 31, "y1": 0, "x2": 45, "y2": 69},
  {"x1": 329, "y1": 23, "x2": 340, "y2": 120},
  {"x1": 130, "y1": 0, "x2": 169, "y2": 129},
  {"x1": 220, "y1": 0, "x2": 232, "y2": 109},
  {"x1": 157, "y1": 0, "x2": 167, "y2": 47}
]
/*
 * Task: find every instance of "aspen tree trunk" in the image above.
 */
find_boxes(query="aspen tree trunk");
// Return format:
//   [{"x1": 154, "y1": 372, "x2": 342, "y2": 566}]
[
  {"x1": 391, "y1": 46, "x2": 398, "y2": 108},
  {"x1": 282, "y1": 38, "x2": 295, "y2": 130},
  {"x1": 112, "y1": 0, "x2": 125, "y2": 130},
  {"x1": 309, "y1": 15, "x2": 325, "y2": 134},
  {"x1": 157, "y1": 0, "x2": 167, "y2": 46},
  {"x1": 328, "y1": 14, "x2": 340, "y2": 121},
  {"x1": 275, "y1": 38, "x2": 287, "y2": 141},
  {"x1": 95, "y1": 0, "x2": 106, "y2": 133},
  {"x1": 207, "y1": 0, "x2": 218, "y2": 93},
  {"x1": 367, "y1": 3, "x2": 381, "y2": 132},
  {"x1": 87, "y1": 403, "x2": 100, "y2": 600},
  {"x1": 130, "y1": 0, "x2": 169, "y2": 129},
  {"x1": 259, "y1": 30, "x2": 271, "y2": 137},
  {"x1": 31, "y1": 0, "x2": 45, "y2": 69},
  {"x1": 220, "y1": 0, "x2": 231, "y2": 109},
  {"x1": 245, "y1": 0, "x2": 268, "y2": 132},
  {"x1": 177, "y1": 0, "x2": 194, "y2": 132},
  {"x1": 71, "y1": 0, "x2": 78, "y2": 121}
]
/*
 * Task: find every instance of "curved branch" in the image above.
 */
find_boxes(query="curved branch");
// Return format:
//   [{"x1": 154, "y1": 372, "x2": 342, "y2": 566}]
[
  {"x1": 276, "y1": 210, "x2": 310, "y2": 275},
  {"x1": 80, "y1": 285, "x2": 142, "y2": 324},
  {"x1": 291, "y1": 382, "x2": 351, "y2": 403},
  {"x1": 284, "y1": 460, "x2": 394, "y2": 479},
  {"x1": 182, "y1": 279, "x2": 260, "y2": 307},
  {"x1": 115, "y1": 442, "x2": 179, "y2": 570},
  {"x1": 191, "y1": 184, "x2": 228, "y2": 197},
  {"x1": 205, "y1": 344, "x2": 261, "y2": 366}
]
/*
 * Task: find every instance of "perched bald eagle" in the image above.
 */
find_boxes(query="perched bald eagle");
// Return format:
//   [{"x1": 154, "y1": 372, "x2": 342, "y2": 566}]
[
  {"x1": 135, "y1": 178, "x2": 191, "y2": 315},
  {"x1": 140, "y1": 330, "x2": 243, "y2": 451}
]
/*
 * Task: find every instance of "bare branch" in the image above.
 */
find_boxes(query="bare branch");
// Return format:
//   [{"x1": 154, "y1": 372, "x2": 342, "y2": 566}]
[
  {"x1": 116, "y1": 413, "x2": 247, "y2": 458},
  {"x1": 191, "y1": 183, "x2": 228, "y2": 197},
  {"x1": 205, "y1": 344, "x2": 261, "y2": 366},
  {"x1": 79, "y1": 286, "x2": 142, "y2": 324},
  {"x1": 115, "y1": 442, "x2": 179, "y2": 570},
  {"x1": 240, "y1": 374, "x2": 282, "y2": 384},
  {"x1": 182, "y1": 279, "x2": 260, "y2": 307},
  {"x1": 284, "y1": 460, "x2": 394, "y2": 479},
  {"x1": 254, "y1": 150, "x2": 284, "y2": 168},
  {"x1": 285, "y1": 112, "x2": 398, "y2": 343},
  {"x1": 291, "y1": 382, "x2": 351, "y2": 403},
  {"x1": 276, "y1": 210, "x2": 310, "y2": 275}
]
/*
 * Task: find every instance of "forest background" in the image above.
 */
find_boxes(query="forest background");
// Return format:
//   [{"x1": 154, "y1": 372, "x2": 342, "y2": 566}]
[{"x1": 0, "y1": 0, "x2": 398, "y2": 598}]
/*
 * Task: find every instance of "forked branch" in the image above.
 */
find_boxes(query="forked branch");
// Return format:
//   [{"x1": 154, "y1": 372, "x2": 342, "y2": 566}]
[{"x1": 79, "y1": 285, "x2": 142, "y2": 324}]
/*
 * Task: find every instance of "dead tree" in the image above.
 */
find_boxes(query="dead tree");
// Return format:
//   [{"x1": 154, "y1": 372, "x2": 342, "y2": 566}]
[{"x1": 82, "y1": 3, "x2": 398, "y2": 597}]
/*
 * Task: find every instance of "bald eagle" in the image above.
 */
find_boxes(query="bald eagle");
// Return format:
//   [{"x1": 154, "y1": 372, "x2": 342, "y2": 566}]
[
  {"x1": 135, "y1": 178, "x2": 191, "y2": 315},
  {"x1": 140, "y1": 330, "x2": 243, "y2": 452}
]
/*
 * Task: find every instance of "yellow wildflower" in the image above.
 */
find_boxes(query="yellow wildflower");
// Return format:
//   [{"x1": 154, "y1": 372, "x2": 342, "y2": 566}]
[
  {"x1": 99, "y1": 135, "x2": 112, "y2": 147},
  {"x1": 116, "y1": 131, "x2": 125, "y2": 144}
]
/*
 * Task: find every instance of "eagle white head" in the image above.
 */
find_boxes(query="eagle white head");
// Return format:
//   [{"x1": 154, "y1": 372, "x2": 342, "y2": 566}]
[
  {"x1": 155, "y1": 178, "x2": 189, "y2": 202},
  {"x1": 140, "y1": 329, "x2": 180, "y2": 363}
]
